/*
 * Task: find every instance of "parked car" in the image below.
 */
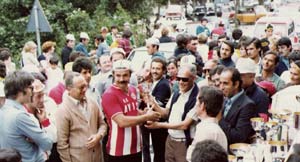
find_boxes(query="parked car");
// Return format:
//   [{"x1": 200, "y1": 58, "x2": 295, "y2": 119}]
[
  {"x1": 254, "y1": 16, "x2": 299, "y2": 44},
  {"x1": 193, "y1": 5, "x2": 206, "y2": 20},
  {"x1": 230, "y1": 5, "x2": 267, "y2": 24},
  {"x1": 206, "y1": 3, "x2": 216, "y2": 16},
  {"x1": 165, "y1": 5, "x2": 184, "y2": 20},
  {"x1": 127, "y1": 42, "x2": 176, "y2": 72}
]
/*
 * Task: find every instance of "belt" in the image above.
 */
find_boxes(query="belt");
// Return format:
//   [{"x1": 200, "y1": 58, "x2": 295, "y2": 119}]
[{"x1": 169, "y1": 136, "x2": 186, "y2": 142}]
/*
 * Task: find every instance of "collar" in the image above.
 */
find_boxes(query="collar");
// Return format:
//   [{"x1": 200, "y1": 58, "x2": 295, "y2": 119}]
[
  {"x1": 179, "y1": 85, "x2": 195, "y2": 97},
  {"x1": 229, "y1": 89, "x2": 244, "y2": 104},
  {"x1": 200, "y1": 117, "x2": 217, "y2": 123},
  {"x1": 67, "y1": 94, "x2": 86, "y2": 106},
  {"x1": 4, "y1": 99, "x2": 25, "y2": 111}
]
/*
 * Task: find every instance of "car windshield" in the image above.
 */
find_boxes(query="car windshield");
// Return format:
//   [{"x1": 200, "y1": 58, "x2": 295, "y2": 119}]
[{"x1": 254, "y1": 23, "x2": 288, "y2": 38}]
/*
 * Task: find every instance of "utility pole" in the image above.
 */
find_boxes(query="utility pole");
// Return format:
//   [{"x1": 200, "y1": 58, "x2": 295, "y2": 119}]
[{"x1": 234, "y1": 0, "x2": 240, "y2": 28}]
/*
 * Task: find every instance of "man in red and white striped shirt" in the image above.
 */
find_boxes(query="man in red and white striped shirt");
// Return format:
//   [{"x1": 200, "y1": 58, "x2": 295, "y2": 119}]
[{"x1": 102, "y1": 60, "x2": 161, "y2": 162}]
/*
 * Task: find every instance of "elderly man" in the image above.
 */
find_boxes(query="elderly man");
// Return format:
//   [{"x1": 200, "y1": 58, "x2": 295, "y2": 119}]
[
  {"x1": 0, "y1": 71, "x2": 53, "y2": 162},
  {"x1": 102, "y1": 60, "x2": 161, "y2": 162},
  {"x1": 146, "y1": 64, "x2": 199, "y2": 162},
  {"x1": 56, "y1": 72, "x2": 107, "y2": 162}
]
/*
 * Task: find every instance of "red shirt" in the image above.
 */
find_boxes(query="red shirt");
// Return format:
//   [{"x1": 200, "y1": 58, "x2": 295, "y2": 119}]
[{"x1": 102, "y1": 85, "x2": 141, "y2": 156}]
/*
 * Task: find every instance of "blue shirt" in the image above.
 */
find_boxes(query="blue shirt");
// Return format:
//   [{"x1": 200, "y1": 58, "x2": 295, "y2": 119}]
[
  {"x1": 224, "y1": 90, "x2": 244, "y2": 117},
  {"x1": 0, "y1": 99, "x2": 53, "y2": 162},
  {"x1": 75, "y1": 42, "x2": 89, "y2": 56}
]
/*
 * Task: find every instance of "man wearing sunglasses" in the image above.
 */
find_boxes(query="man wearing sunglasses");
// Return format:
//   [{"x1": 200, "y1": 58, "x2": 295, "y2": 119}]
[{"x1": 146, "y1": 64, "x2": 199, "y2": 162}]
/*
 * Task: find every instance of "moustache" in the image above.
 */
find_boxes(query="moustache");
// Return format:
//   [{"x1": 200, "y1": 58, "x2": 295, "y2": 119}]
[{"x1": 118, "y1": 81, "x2": 128, "y2": 84}]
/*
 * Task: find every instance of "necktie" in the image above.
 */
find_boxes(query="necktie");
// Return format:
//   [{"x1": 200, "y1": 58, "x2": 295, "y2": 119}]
[{"x1": 223, "y1": 99, "x2": 232, "y2": 117}]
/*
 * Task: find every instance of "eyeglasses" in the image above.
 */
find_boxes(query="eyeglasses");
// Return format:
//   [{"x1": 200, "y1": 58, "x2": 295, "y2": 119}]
[{"x1": 176, "y1": 77, "x2": 189, "y2": 82}]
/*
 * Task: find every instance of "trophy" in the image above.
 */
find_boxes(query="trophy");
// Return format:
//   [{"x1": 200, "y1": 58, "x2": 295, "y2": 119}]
[
  {"x1": 229, "y1": 143, "x2": 251, "y2": 161},
  {"x1": 250, "y1": 117, "x2": 264, "y2": 143}
]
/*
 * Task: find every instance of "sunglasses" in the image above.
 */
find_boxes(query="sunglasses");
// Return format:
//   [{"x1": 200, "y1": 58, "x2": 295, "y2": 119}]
[{"x1": 176, "y1": 77, "x2": 189, "y2": 82}]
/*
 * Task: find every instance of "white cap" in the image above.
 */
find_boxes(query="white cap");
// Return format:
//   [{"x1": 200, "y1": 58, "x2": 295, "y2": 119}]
[
  {"x1": 146, "y1": 38, "x2": 160, "y2": 46},
  {"x1": 113, "y1": 60, "x2": 131, "y2": 71},
  {"x1": 110, "y1": 48, "x2": 125, "y2": 56},
  {"x1": 236, "y1": 58, "x2": 257, "y2": 74},
  {"x1": 180, "y1": 55, "x2": 196, "y2": 66},
  {"x1": 0, "y1": 82, "x2": 4, "y2": 97},
  {"x1": 124, "y1": 22, "x2": 130, "y2": 26},
  {"x1": 32, "y1": 79, "x2": 45, "y2": 93},
  {"x1": 80, "y1": 32, "x2": 90, "y2": 40},
  {"x1": 66, "y1": 34, "x2": 75, "y2": 41}
]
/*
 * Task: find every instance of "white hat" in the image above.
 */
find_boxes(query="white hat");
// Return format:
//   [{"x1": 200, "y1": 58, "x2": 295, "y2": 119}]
[
  {"x1": 236, "y1": 58, "x2": 257, "y2": 74},
  {"x1": 113, "y1": 60, "x2": 131, "y2": 71},
  {"x1": 32, "y1": 79, "x2": 45, "y2": 93},
  {"x1": 65, "y1": 34, "x2": 75, "y2": 41},
  {"x1": 180, "y1": 55, "x2": 196, "y2": 66},
  {"x1": 80, "y1": 32, "x2": 90, "y2": 40},
  {"x1": 0, "y1": 82, "x2": 4, "y2": 97},
  {"x1": 124, "y1": 22, "x2": 130, "y2": 26},
  {"x1": 146, "y1": 38, "x2": 160, "y2": 46},
  {"x1": 110, "y1": 48, "x2": 126, "y2": 56}
]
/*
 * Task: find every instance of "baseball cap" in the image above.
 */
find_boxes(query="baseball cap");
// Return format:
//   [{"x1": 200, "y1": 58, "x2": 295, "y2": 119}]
[
  {"x1": 32, "y1": 79, "x2": 45, "y2": 93},
  {"x1": 236, "y1": 58, "x2": 257, "y2": 74},
  {"x1": 66, "y1": 34, "x2": 75, "y2": 41},
  {"x1": 256, "y1": 81, "x2": 276, "y2": 96},
  {"x1": 110, "y1": 48, "x2": 126, "y2": 56},
  {"x1": 180, "y1": 55, "x2": 196, "y2": 66},
  {"x1": 113, "y1": 60, "x2": 131, "y2": 71},
  {"x1": 146, "y1": 38, "x2": 160, "y2": 46},
  {"x1": 80, "y1": 32, "x2": 90, "y2": 40}
]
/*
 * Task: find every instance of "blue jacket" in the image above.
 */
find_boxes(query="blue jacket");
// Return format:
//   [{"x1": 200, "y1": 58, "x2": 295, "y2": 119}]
[
  {"x1": 75, "y1": 42, "x2": 89, "y2": 56},
  {"x1": 0, "y1": 99, "x2": 53, "y2": 162}
]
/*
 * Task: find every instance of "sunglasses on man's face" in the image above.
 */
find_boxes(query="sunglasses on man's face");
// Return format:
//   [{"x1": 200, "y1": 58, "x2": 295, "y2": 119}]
[{"x1": 176, "y1": 77, "x2": 189, "y2": 82}]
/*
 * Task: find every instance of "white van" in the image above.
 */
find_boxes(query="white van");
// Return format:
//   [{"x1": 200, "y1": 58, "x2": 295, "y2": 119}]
[{"x1": 254, "y1": 16, "x2": 299, "y2": 44}]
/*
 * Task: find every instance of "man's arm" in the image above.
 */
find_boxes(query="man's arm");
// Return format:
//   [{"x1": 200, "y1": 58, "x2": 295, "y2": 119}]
[
  {"x1": 112, "y1": 110, "x2": 161, "y2": 128},
  {"x1": 55, "y1": 108, "x2": 72, "y2": 162},
  {"x1": 145, "y1": 117, "x2": 194, "y2": 130},
  {"x1": 16, "y1": 113, "x2": 53, "y2": 151}
]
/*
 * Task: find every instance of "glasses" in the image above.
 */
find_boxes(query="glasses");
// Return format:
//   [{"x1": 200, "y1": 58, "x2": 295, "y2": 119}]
[{"x1": 176, "y1": 77, "x2": 189, "y2": 82}]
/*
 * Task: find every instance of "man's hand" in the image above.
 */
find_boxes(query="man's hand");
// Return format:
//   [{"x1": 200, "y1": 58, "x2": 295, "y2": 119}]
[
  {"x1": 144, "y1": 121, "x2": 161, "y2": 129},
  {"x1": 85, "y1": 134, "x2": 101, "y2": 150},
  {"x1": 145, "y1": 110, "x2": 161, "y2": 122},
  {"x1": 36, "y1": 107, "x2": 47, "y2": 123}
]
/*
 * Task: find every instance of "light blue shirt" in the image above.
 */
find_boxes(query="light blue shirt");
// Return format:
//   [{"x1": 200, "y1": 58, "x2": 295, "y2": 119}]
[
  {"x1": 0, "y1": 99, "x2": 53, "y2": 162},
  {"x1": 224, "y1": 90, "x2": 244, "y2": 117}
]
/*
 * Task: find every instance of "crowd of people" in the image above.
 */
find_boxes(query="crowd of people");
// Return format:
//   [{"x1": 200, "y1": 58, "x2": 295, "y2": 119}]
[{"x1": 1, "y1": 15, "x2": 300, "y2": 162}]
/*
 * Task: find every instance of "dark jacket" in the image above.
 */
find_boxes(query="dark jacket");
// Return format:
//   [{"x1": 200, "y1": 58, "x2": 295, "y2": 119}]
[
  {"x1": 275, "y1": 56, "x2": 289, "y2": 76},
  {"x1": 159, "y1": 36, "x2": 173, "y2": 43},
  {"x1": 245, "y1": 83, "x2": 269, "y2": 116},
  {"x1": 151, "y1": 78, "x2": 171, "y2": 107},
  {"x1": 61, "y1": 46, "x2": 72, "y2": 69},
  {"x1": 219, "y1": 57, "x2": 235, "y2": 68},
  {"x1": 219, "y1": 92, "x2": 255, "y2": 145}
]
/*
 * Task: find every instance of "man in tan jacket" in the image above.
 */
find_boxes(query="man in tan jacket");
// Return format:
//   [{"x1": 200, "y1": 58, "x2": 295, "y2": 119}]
[{"x1": 56, "y1": 72, "x2": 107, "y2": 162}]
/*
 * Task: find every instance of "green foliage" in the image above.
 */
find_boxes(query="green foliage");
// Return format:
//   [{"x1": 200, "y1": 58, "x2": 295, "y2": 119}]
[{"x1": 0, "y1": 0, "x2": 164, "y2": 68}]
